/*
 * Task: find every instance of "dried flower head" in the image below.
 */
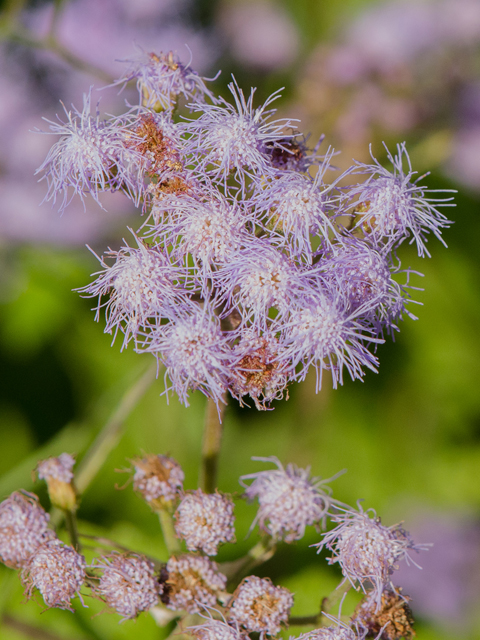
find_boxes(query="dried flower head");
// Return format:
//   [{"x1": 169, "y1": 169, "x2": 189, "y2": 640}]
[
  {"x1": 174, "y1": 489, "x2": 235, "y2": 555},
  {"x1": 316, "y1": 505, "x2": 424, "y2": 603},
  {"x1": 229, "y1": 331, "x2": 290, "y2": 409},
  {"x1": 352, "y1": 588, "x2": 415, "y2": 640},
  {"x1": 93, "y1": 552, "x2": 160, "y2": 620},
  {"x1": 162, "y1": 554, "x2": 227, "y2": 613},
  {"x1": 227, "y1": 575, "x2": 293, "y2": 636},
  {"x1": 37, "y1": 453, "x2": 77, "y2": 511},
  {"x1": 22, "y1": 539, "x2": 86, "y2": 611},
  {"x1": 132, "y1": 454, "x2": 184, "y2": 508},
  {"x1": 0, "y1": 491, "x2": 55, "y2": 568},
  {"x1": 241, "y1": 457, "x2": 338, "y2": 542}
]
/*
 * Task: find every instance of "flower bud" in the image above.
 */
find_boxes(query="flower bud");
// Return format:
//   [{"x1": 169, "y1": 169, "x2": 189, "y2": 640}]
[
  {"x1": 227, "y1": 575, "x2": 293, "y2": 636},
  {"x1": 132, "y1": 454, "x2": 184, "y2": 510},
  {"x1": 93, "y1": 552, "x2": 160, "y2": 620},
  {"x1": 161, "y1": 554, "x2": 227, "y2": 614},
  {"x1": 0, "y1": 491, "x2": 55, "y2": 568},
  {"x1": 174, "y1": 489, "x2": 235, "y2": 555},
  {"x1": 22, "y1": 539, "x2": 86, "y2": 611},
  {"x1": 37, "y1": 453, "x2": 77, "y2": 511}
]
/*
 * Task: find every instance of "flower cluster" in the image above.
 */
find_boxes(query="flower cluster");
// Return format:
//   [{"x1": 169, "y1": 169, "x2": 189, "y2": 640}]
[
  {"x1": 0, "y1": 451, "x2": 425, "y2": 638},
  {"x1": 37, "y1": 49, "x2": 453, "y2": 411}
]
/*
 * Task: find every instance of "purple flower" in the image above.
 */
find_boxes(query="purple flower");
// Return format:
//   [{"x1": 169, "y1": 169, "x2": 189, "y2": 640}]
[
  {"x1": 315, "y1": 235, "x2": 418, "y2": 336},
  {"x1": 116, "y1": 50, "x2": 217, "y2": 111},
  {"x1": 183, "y1": 78, "x2": 297, "y2": 191},
  {"x1": 36, "y1": 90, "x2": 144, "y2": 212},
  {"x1": 250, "y1": 161, "x2": 338, "y2": 262},
  {"x1": 315, "y1": 504, "x2": 426, "y2": 606},
  {"x1": 215, "y1": 240, "x2": 311, "y2": 330},
  {"x1": 240, "y1": 456, "x2": 341, "y2": 542},
  {"x1": 150, "y1": 189, "x2": 250, "y2": 285},
  {"x1": 140, "y1": 303, "x2": 234, "y2": 407},
  {"x1": 349, "y1": 143, "x2": 454, "y2": 257},
  {"x1": 283, "y1": 289, "x2": 383, "y2": 391},
  {"x1": 80, "y1": 233, "x2": 189, "y2": 349}
]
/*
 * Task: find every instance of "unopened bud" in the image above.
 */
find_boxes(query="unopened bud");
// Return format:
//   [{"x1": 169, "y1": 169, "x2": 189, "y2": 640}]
[
  {"x1": 132, "y1": 454, "x2": 184, "y2": 510},
  {"x1": 37, "y1": 453, "x2": 77, "y2": 511}
]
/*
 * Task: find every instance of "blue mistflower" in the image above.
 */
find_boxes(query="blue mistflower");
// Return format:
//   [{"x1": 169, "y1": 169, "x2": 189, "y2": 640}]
[
  {"x1": 349, "y1": 143, "x2": 454, "y2": 257},
  {"x1": 283, "y1": 290, "x2": 383, "y2": 390},
  {"x1": 315, "y1": 235, "x2": 419, "y2": 337},
  {"x1": 80, "y1": 233, "x2": 189, "y2": 349},
  {"x1": 215, "y1": 240, "x2": 312, "y2": 330},
  {"x1": 117, "y1": 50, "x2": 218, "y2": 111},
  {"x1": 141, "y1": 304, "x2": 234, "y2": 407},
  {"x1": 36, "y1": 91, "x2": 144, "y2": 212},
  {"x1": 183, "y1": 78, "x2": 298, "y2": 191},
  {"x1": 315, "y1": 505, "x2": 426, "y2": 607}
]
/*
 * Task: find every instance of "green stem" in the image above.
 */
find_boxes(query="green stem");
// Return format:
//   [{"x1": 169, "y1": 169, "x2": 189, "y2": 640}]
[
  {"x1": 75, "y1": 362, "x2": 157, "y2": 495},
  {"x1": 158, "y1": 508, "x2": 181, "y2": 555},
  {"x1": 289, "y1": 614, "x2": 322, "y2": 626},
  {"x1": 199, "y1": 395, "x2": 227, "y2": 493},
  {"x1": 321, "y1": 579, "x2": 353, "y2": 618},
  {"x1": 221, "y1": 536, "x2": 276, "y2": 586},
  {"x1": 64, "y1": 509, "x2": 80, "y2": 551}
]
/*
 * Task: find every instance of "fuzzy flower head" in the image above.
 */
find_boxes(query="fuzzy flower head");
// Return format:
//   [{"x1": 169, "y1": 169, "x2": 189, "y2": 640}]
[
  {"x1": 162, "y1": 554, "x2": 227, "y2": 614},
  {"x1": 216, "y1": 242, "x2": 309, "y2": 329},
  {"x1": 251, "y1": 160, "x2": 337, "y2": 262},
  {"x1": 227, "y1": 575, "x2": 293, "y2": 636},
  {"x1": 229, "y1": 331, "x2": 290, "y2": 410},
  {"x1": 119, "y1": 50, "x2": 217, "y2": 110},
  {"x1": 316, "y1": 236, "x2": 414, "y2": 335},
  {"x1": 36, "y1": 453, "x2": 77, "y2": 511},
  {"x1": 22, "y1": 539, "x2": 86, "y2": 611},
  {"x1": 240, "y1": 457, "x2": 339, "y2": 542},
  {"x1": 0, "y1": 491, "x2": 55, "y2": 569},
  {"x1": 37, "y1": 91, "x2": 144, "y2": 212},
  {"x1": 350, "y1": 143, "x2": 454, "y2": 257},
  {"x1": 284, "y1": 291, "x2": 382, "y2": 391},
  {"x1": 152, "y1": 191, "x2": 248, "y2": 274},
  {"x1": 174, "y1": 489, "x2": 235, "y2": 556},
  {"x1": 315, "y1": 505, "x2": 424, "y2": 603},
  {"x1": 92, "y1": 552, "x2": 160, "y2": 620},
  {"x1": 141, "y1": 304, "x2": 233, "y2": 407},
  {"x1": 132, "y1": 454, "x2": 184, "y2": 508},
  {"x1": 81, "y1": 235, "x2": 186, "y2": 349},
  {"x1": 184, "y1": 79, "x2": 297, "y2": 190}
]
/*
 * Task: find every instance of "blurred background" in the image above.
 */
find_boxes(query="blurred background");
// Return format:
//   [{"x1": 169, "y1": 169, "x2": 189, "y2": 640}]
[{"x1": 1, "y1": 0, "x2": 480, "y2": 638}]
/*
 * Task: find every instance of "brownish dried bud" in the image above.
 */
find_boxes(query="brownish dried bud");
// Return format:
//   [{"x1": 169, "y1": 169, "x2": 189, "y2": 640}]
[
  {"x1": 161, "y1": 554, "x2": 227, "y2": 614},
  {"x1": 0, "y1": 491, "x2": 55, "y2": 568},
  {"x1": 353, "y1": 588, "x2": 415, "y2": 640},
  {"x1": 227, "y1": 575, "x2": 294, "y2": 636},
  {"x1": 37, "y1": 453, "x2": 77, "y2": 511},
  {"x1": 132, "y1": 454, "x2": 184, "y2": 510}
]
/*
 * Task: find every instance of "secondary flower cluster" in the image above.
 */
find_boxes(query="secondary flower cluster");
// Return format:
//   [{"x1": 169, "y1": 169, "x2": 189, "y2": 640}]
[
  {"x1": 0, "y1": 452, "x2": 420, "y2": 639},
  {"x1": 37, "y1": 50, "x2": 454, "y2": 411}
]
